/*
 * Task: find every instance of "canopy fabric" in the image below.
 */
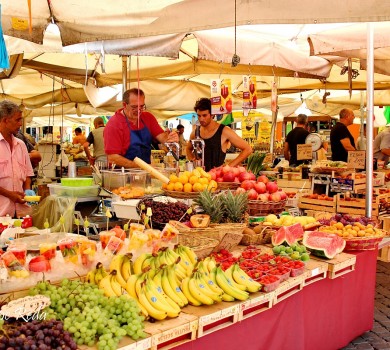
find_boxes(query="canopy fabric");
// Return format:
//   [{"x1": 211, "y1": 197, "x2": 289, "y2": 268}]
[{"x1": 2, "y1": 0, "x2": 390, "y2": 46}]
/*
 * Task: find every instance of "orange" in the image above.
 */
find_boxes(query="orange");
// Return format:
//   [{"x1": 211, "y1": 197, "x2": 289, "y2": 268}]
[
  {"x1": 192, "y1": 182, "x2": 203, "y2": 192},
  {"x1": 167, "y1": 182, "x2": 175, "y2": 191},
  {"x1": 174, "y1": 182, "x2": 184, "y2": 191},
  {"x1": 162, "y1": 182, "x2": 168, "y2": 190},
  {"x1": 183, "y1": 171, "x2": 191, "y2": 178},
  {"x1": 179, "y1": 174, "x2": 189, "y2": 184},
  {"x1": 189, "y1": 175, "x2": 199, "y2": 185},
  {"x1": 183, "y1": 183, "x2": 193, "y2": 193},
  {"x1": 169, "y1": 174, "x2": 179, "y2": 183},
  {"x1": 199, "y1": 177, "x2": 209, "y2": 185}
]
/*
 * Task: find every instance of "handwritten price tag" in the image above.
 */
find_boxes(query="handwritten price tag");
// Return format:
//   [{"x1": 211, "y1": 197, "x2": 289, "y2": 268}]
[
  {"x1": 347, "y1": 151, "x2": 366, "y2": 169},
  {"x1": 297, "y1": 144, "x2": 313, "y2": 160}
]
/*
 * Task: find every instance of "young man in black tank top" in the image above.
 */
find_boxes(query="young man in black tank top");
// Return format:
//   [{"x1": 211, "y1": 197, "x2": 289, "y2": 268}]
[{"x1": 186, "y1": 98, "x2": 252, "y2": 171}]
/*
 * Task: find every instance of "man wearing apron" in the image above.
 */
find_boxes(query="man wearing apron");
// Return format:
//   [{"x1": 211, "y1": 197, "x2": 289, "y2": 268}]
[
  {"x1": 186, "y1": 98, "x2": 252, "y2": 171},
  {"x1": 104, "y1": 88, "x2": 178, "y2": 168}
]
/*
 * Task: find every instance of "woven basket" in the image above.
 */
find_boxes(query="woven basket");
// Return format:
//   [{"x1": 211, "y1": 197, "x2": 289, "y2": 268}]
[
  {"x1": 178, "y1": 233, "x2": 219, "y2": 259},
  {"x1": 343, "y1": 231, "x2": 386, "y2": 251},
  {"x1": 217, "y1": 182, "x2": 241, "y2": 191},
  {"x1": 162, "y1": 190, "x2": 200, "y2": 199},
  {"x1": 240, "y1": 226, "x2": 277, "y2": 246},
  {"x1": 247, "y1": 199, "x2": 287, "y2": 216}
]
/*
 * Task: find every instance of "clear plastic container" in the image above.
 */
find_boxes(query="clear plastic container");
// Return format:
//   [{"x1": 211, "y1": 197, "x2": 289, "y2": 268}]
[
  {"x1": 101, "y1": 169, "x2": 147, "y2": 191},
  {"x1": 99, "y1": 231, "x2": 115, "y2": 249},
  {"x1": 79, "y1": 240, "x2": 97, "y2": 267},
  {"x1": 58, "y1": 238, "x2": 79, "y2": 264},
  {"x1": 48, "y1": 184, "x2": 99, "y2": 197},
  {"x1": 39, "y1": 242, "x2": 57, "y2": 260},
  {"x1": 104, "y1": 236, "x2": 124, "y2": 256},
  {"x1": 1, "y1": 251, "x2": 29, "y2": 277},
  {"x1": 8, "y1": 243, "x2": 27, "y2": 266},
  {"x1": 258, "y1": 274, "x2": 281, "y2": 293}
]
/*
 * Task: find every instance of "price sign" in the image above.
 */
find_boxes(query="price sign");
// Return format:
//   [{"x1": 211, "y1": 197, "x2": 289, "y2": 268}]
[
  {"x1": 297, "y1": 144, "x2": 313, "y2": 160},
  {"x1": 347, "y1": 151, "x2": 366, "y2": 169}
]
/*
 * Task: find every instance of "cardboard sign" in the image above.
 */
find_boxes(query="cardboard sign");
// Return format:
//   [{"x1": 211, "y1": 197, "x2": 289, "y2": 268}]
[
  {"x1": 347, "y1": 150, "x2": 366, "y2": 169},
  {"x1": 297, "y1": 144, "x2": 313, "y2": 160}
]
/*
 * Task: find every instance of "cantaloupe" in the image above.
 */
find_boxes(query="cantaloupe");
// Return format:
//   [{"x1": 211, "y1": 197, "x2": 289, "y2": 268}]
[{"x1": 190, "y1": 214, "x2": 210, "y2": 228}]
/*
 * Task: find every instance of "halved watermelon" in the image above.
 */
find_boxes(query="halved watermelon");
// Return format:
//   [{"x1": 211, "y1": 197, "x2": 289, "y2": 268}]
[
  {"x1": 302, "y1": 231, "x2": 346, "y2": 259},
  {"x1": 272, "y1": 223, "x2": 304, "y2": 246}
]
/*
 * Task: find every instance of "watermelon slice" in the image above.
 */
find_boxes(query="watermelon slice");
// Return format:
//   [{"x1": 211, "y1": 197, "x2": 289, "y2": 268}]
[
  {"x1": 272, "y1": 223, "x2": 304, "y2": 246},
  {"x1": 302, "y1": 231, "x2": 346, "y2": 259}
]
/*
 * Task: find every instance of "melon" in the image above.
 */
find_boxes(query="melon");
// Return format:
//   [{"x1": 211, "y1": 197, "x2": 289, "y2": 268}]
[
  {"x1": 302, "y1": 231, "x2": 346, "y2": 259},
  {"x1": 271, "y1": 223, "x2": 304, "y2": 246},
  {"x1": 190, "y1": 214, "x2": 210, "y2": 228}
]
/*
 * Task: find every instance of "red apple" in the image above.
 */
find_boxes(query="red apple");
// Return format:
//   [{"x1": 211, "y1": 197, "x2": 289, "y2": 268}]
[
  {"x1": 223, "y1": 172, "x2": 235, "y2": 182},
  {"x1": 241, "y1": 180, "x2": 256, "y2": 191},
  {"x1": 29, "y1": 255, "x2": 51, "y2": 272},
  {"x1": 270, "y1": 192, "x2": 282, "y2": 202},
  {"x1": 266, "y1": 181, "x2": 279, "y2": 194},
  {"x1": 257, "y1": 175, "x2": 269, "y2": 184},
  {"x1": 254, "y1": 182, "x2": 266, "y2": 194},
  {"x1": 247, "y1": 188, "x2": 258, "y2": 200},
  {"x1": 257, "y1": 193, "x2": 269, "y2": 202}
]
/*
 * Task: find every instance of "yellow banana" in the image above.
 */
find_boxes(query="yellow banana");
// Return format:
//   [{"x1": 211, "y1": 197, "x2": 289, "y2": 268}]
[
  {"x1": 109, "y1": 255, "x2": 128, "y2": 288},
  {"x1": 232, "y1": 264, "x2": 261, "y2": 293},
  {"x1": 144, "y1": 279, "x2": 180, "y2": 318},
  {"x1": 99, "y1": 273, "x2": 117, "y2": 297},
  {"x1": 200, "y1": 270, "x2": 224, "y2": 295},
  {"x1": 221, "y1": 293, "x2": 235, "y2": 302},
  {"x1": 121, "y1": 254, "x2": 133, "y2": 282},
  {"x1": 138, "y1": 287, "x2": 167, "y2": 321},
  {"x1": 207, "y1": 257, "x2": 217, "y2": 273},
  {"x1": 166, "y1": 265, "x2": 188, "y2": 306},
  {"x1": 225, "y1": 265, "x2": 247, "y2": 291},
  {"x1": 181, "y1": 277, "x2": 202, "y2": 306},
  {"x1": 133, "y1": 253, "x2": 152, "y2": 274},
  {"x1": 160, "y1": 267, "x2": 185, "y2": 308},
  {"x1": 181, "y1": 246, "x2": 198, "y2": 265},
  {"x1": 86, "y1": 269, "x2": 96, "y2": 284},
  {"x1": 188, "y1": 276, "x2": 215, "y2": 305},
  {"x1": 125, "y1": 273, "x2": 140, "y2": 299},
  {"x1": 215, "y1": 267, "x2": 249, "y2": 301},
  {"x1": 193, "y1": 272, "x2": 222, "y2": 303},
  {"x1": 173, "y1": 247, "x2": 194, "y2": 276},
  {"x1": 110, "y1": 271, "x2": 123, "y2": 296},
  {"x1": 94, "y1": 263, "x2": 108, "y2": 285}
]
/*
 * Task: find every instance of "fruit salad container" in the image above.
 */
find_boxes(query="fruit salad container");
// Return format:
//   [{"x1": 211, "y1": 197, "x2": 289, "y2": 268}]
[
  {"x1": 129, "y1": 223, "x2": 145, "y2": 238},
  {"x1": 99, "y1": 230, "x2": 115, "y2": 249},
  {"x1": 1, "y1": 251, "x2": 29, "y2": 277},
  {"x1": 104, "y1": 236, "x2": 124, "y2": 256},
  {"x1": 58, "y1": 238, "x2": 79, "y2": 264},
  {"x1": 7, "y1": 243, "x2": 27, "y2": 266},
  {"x1": 39, "y1": 242, "x2": 57, "y2": 260},
  {"x1": 258, "y1": 274, "x2": 281, "y2": 293},
  {"x1": 79, "y1": 240, "x2": 97, "y2": 267},
  {"x1": 283, "y1": 260, "x2": 306, "y2": 277},
  {"x1": 268, "y1": 266, "x2": 291, "y2": 282}
]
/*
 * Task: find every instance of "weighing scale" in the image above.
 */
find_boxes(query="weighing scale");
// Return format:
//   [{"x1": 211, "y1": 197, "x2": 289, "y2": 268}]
[{"x1": 305, "y1": 133, "x2": 322, "y2": 161}]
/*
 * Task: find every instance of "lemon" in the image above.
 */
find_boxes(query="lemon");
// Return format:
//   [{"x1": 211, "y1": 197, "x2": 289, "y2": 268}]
[
  {"x1": 167, "y1": 183, "x2": 175, "y2": 191},
  {"x1": 169, "y1": 174, "x2": 179, "y2": 183},
  {"x1": 189, "y1": 175, "x2": 199, "y2": 185},
  {"x1": 199, "y1": 177, "x2": 209, "y2": 185},
  {"x1": 192, "y1": 183, "x2": 203, "y2": 192},
  {"x1": 183, "y1": 183, "x2": 193, "y2": 193},
  {"x1": 179, "y1": 174, "x2": 189, "y2": 184},
  {"x1": 174, "y1": 182, "x2": 184, "y2": 191}
]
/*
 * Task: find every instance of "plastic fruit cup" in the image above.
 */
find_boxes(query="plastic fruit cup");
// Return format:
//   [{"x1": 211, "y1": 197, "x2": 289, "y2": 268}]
[
  {"x1": 39, "y1": 243, "x2": 57, "y2": 260},
  {"x1": 99, "y1": 231, "x2": 115, "y2": 249},
  {"x1": 58, "y1": 238, "x2": 78, "y2": 264},
  {"x1": 8, "y1": 243, "x2": 27, "y2": 266},
  {"x1": 129, "y1": 223, "x2": 145, "y2": 238},
  {"x1": 79, "y1": 241, "x2": 97, "y2": 267},
  {"x1": 1, "y1": 251, "x2": 29, "y2": 277},
  {"x1": 104, "y1": 236, "x2": 124, "y2": 255}
]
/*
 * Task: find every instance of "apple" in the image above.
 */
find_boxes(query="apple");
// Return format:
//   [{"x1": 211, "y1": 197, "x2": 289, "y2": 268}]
[
  {"x1": 254, "y1": 182, "x2": 266, "y2": 194},
  {"x1": 266, "y1": 181, "x2": 279, "y2": 194},
  {"x1": 241, "y1": 180, "x2": 256, "y2": 191},
  {"x1": 247, "y1": 188, "x2": 258, "y2": 200},
  {"x1": 270, "y1": 192, "x2": 282, "y2": 202},
  {"x1": 257, "y1": 193, "x2": 269, "y2": 202},
  {"x1": 223, "y1": 172, "x2": 235, "y2": 182},
  {"x1": 29, "y1": 255, "x2": 51, "y2": 272},
  {"x1": 257, "y1": 175, "x2": 269, "y2": 184}
]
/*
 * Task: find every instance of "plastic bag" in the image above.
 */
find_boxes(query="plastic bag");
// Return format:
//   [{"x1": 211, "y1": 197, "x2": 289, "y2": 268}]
[{"x1": 32, "y1": 195, "x2": 77, "y2": 232}]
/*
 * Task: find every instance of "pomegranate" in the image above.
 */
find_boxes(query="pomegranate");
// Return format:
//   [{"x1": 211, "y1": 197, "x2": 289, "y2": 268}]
[
  {"x1": 278, "y1": 190, "x2": 287, "y2": 200},
  {"x1": 257, "y1": 193, "x2": 269, "y2": 202},
  {"x1": 247, "y1": 188, "x2": 258, "y2": 200},
  {"x1": 266, "y1": 181, "x2": 279, "y2": 194},
  {"x1": 257, "y1": 175, "x2": 269, "y2": 184},
  {"x1": 254, "y1": 182, "x2": 266, "y2": 194},
  {"x1": 241, "y1": 180, "x2": 256, "y2": 191},
  {"x1": 239, "y1": 171, "x2": 253, "y2": 182},
  {"x1": 223, "y1": 172, "x2": 236, "y2": 182},
  {"x1": 270, "y1": 192, "x2": 282, "y2": 202},
  {"x1": 222, "y1": 165, "x2": 232, "y2": 174}
]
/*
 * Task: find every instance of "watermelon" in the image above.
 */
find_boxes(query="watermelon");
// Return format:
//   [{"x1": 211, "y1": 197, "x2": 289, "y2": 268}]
[
  {"x1": 302, "y1": 231, "x2": 346, "y2": 259},
  {"x1": 272, "y1": 223, "x2": 304, "y2": 246}
]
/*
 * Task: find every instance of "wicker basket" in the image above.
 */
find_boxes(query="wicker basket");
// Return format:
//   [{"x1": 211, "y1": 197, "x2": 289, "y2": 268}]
[
  {"x1": 343, "y1": 231, "x2": 386, "y2": 251},
  {"x1": 240, "y1": 226, "x2": 277, "y2": 246},
  {"x1": 247, "y1": 199, "x2": 287, "y2": 216},
  {"x1": 162, "y1": 190, "x2": 200, "y2": 199},
  {"x1": 178, "y1": 233, "x2": 219, "y2": 259},
  {"x1": 217, "y1": 182, "x2": 240, "y2": 191}
]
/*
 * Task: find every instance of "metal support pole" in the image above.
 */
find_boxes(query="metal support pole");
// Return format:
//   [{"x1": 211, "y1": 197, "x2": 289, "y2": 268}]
[
  {"x1": 121, "y1": 56, "x2": 128, "y2": 94},
  {"x1": 365, "y1": 23, "x2": 374, "y2": 218}
]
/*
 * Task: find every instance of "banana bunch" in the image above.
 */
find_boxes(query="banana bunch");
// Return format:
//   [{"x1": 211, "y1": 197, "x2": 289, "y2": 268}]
[
  {"x1": 125, "y1": 268, "x2": 181, "y2": 321},
  {"x1": 229, "y1": 263, "x2": 262, "y2": 293},
  {"x1": 99, "y1": 270, "x2": 124, "y2": 297},
  {"x1": 86, "y1": 262, "x2": 108, "y2": 285},
  {"x1": 109, "y1": 253, "x2": 134, "y2": 288}
]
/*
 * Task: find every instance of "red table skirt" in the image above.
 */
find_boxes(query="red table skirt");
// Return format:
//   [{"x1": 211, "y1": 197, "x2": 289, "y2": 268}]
[{"x1": 176, "y1": 249, "x2": 377, "y2": 350}]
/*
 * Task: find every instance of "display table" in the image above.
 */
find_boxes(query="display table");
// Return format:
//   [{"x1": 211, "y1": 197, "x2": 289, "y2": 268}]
[{"x1": 175, "y1": 249, "x2": 377, "y2": 350}]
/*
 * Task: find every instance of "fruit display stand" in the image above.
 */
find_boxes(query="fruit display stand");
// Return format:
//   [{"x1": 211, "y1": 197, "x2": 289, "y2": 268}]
[
  {"x1": 298, "y1": 194, "x2": 337, "y2": 213},
  {"x1": 277, "y1": 178, "x2": 311, "y2": 193},
  {"x1": 311, "y1": 251, "x2": 357, "y2": 279}
]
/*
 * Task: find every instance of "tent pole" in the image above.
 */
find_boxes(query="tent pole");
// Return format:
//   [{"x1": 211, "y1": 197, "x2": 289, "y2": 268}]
[
  {"x1": 269, "y1": 82, "x2": 278, "y2": 156},
  {"x1": 365, "y1": 23, "x2": 374, "y2": 218},
  {"x1": 122, "y1": 56, "x2": 128, "y2": 93}
]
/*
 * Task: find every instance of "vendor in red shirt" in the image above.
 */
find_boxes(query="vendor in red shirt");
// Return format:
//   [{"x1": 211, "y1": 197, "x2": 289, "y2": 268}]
[{"x1": 104, "y1": 88, "x2": 178, "y2": 167}]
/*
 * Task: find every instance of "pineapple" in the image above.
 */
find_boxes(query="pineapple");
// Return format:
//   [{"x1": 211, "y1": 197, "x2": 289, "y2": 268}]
[
  {"x1": 194, "y1": 190, "x2": 224, "y2": 223},
  {"x1": 222, "y1": 190, "x2": 248, "y2": 223}
]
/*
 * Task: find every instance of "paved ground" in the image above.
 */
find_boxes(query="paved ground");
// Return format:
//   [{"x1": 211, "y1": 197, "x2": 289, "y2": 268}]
[{"x1": 342, "y1": 261, "x2": 390, "y2": 350}]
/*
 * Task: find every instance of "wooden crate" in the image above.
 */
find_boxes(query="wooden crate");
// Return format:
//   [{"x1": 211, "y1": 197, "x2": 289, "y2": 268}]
[
  {"x1": 277, "y1": 178, "x2": 311, "y2": 192},
  {"x1": 144, "y1": 313, "x2": 198, "y2": 350},
  {"x1": 80, "y1": 335, "x2": 151, "y2": 350},
  {"x1": 298, "y1": 196, "x2": 336, "y2": 213},
  {"x1": 182, "y1": 302, "x2": 240, "y2": 338},
  {"x1": 303, "y1": 210, "x2": 334, "y2": 220},
  {"x1": 272, "y1": 273, "x2": 305, "y2": 304},
  {"x1": 302, "y1": 259, "x2": 328, "y2": 286},
  {"x1": 377, "y1": 237, "x2": 390, "y2": 262},
  {"x1": 311, "y1": 252, "x2": 357, "y2": 279},
  {"x1": 330, "y1": 171, "x2": 366, "y2": 193},
  {"x1": 336, "y1": 193, "x2": 390, "y2": 217},
  {"x1": 282, "y1": 172, "x2": 302, "y2": 180},
  {"x1": 238, "y1": 291, "x2": 274, "y2": 321}
]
